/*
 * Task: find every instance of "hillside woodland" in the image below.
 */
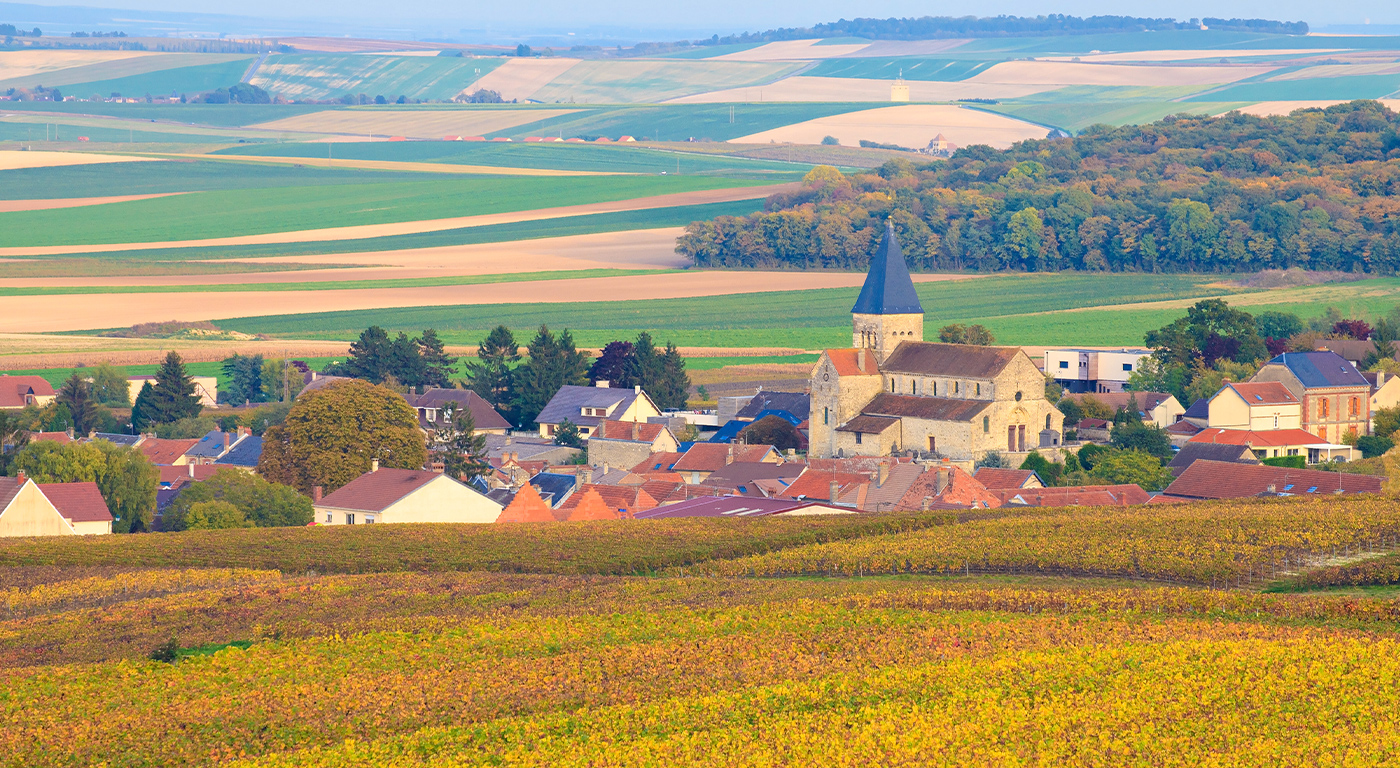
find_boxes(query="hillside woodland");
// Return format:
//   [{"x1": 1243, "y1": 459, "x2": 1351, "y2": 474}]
[{"x1": 678, "y1": 101, "x2": 1400, "y2": 274}]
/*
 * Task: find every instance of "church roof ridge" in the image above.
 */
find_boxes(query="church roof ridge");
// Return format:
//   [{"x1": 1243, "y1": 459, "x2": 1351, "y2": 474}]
[{"x1": 851, "y1": 220, "x2": 923, "y2": 316}]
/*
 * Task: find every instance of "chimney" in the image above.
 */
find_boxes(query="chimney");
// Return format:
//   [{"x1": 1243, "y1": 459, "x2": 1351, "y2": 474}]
[
  {"x1": 726, "y1": 446, "x2": 734, "y2": 465},
  {"x1": 1379, "y1": 371, "x2": 1386, "y2": 388},
  {"x1": 920, "y1": 496, "x2": 930, "y2": 511},
  {"x1": 85, "y1": 429, "x2": 93, "y2": 439},
  {"x1": 857, "y1": 349, "x2": 867, "y2": 372},
  {"x1": 632, "y1": 420, "x2": 640, "y2": 440},
  {"x1": 1266, "y1": 484, "x2": 1277, "y2": 494},
  {"x1": 602, "y1": 462, "x2": 610, "y2": 475},
  {"x1": 370, "y1": 458, "x2": 379, "y2": 473},
  {"x1": 581, "y1": 467, "x2": 593, "y2": 484},
  {"x1": 829, "y1": 480, "x2": 840, "y2": 502},
  {"x1": 505, "y1": 435, "x2": 513, "y2": 445},
  {"x1": 596, "y1": 380, "x2": 610, "y2": 388},
  {"x1": 312, "y1": 485, "x2": 323, "y2": 503},
  {"x1": 634, "y1": 385, "x2": 642, "y2": 394},
  {"x1": 15, "y1": 470, "x2": 25, "y2": 485},
  {"x1": 935, "y1": 466, "x2": 950, "y2": 495},
  {"x1": 188, "y1": 464, "x2": 195, "y2": 478},
  {"x1": 431, "y1": 461, "x2": 445, "y2": 474},
  {"x1": 223, "y1": 432, "x2": 231, "y2": 450},
  {"x1": 878, "y1": 462, "x2": 890, "y2": 487}
]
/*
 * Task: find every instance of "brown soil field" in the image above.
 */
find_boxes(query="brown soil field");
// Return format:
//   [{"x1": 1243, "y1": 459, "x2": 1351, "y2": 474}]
[
  {"x1": 670, "y1": 76, "x2": 1052, "y2": 103},
  {"x1": 0, "y1": 193, "x2": 184, "y2": 213},
  {"x1": 181, "y1": 152, "x2": 612, "y2": 176},
  {"x1": 1230, "y1": 99, "x2": 1400, "y2": 116},
  {"x1": 0, "y1": 183, "x2": 795, "y2": 257},
  {"x1": 1044, "y1": 48, "x2": 1343, "y2": 63},
  {"x1": 966, "y1": 61, "x2": 1276, "y2": 86},
  {"x1": 689, "y1": 363, "x2": 815, "y2": 387},
  {"x1": 0, "y1": 272, "x2": 974, "y2": 334},
  {"x1": 248, "y1": 108, "x2": 579, "y2": 138},
  {"x1": 0, "y1": 333, "x2": 355, "y2": 370},
  {"x1": 712, "y1": 39, "x2": 871, "y2": 61},
  {"x1": 461, "y1": 58, "x2": 583, "y2": 102},
  {"x1": 0, "y1": 150, "x2": 151, "y2": 171},
  {"x1": 0, "y1": 228, "x2": 694, "y2": 287},
  {"x1": 733, "y1": 105, "x2": 1048, "y2": 149},
  {"x1": 0, "y1": 50, "x2": 155, "y2": 81}
]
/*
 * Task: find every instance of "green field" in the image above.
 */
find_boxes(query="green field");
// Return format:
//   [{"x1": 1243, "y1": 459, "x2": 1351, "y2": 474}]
[
  {"x1": 0, "y1": 102, "x2": 330, "y2": 126},
  {"x1": 952, "y1": 30, "x2": 1400, "y2": 56},
  {"x1": 248, "y1": 54, "x2": 506, "y2": 101},
  {"x1": 981, "y1": 101, "x2": 1244, "y2": 134},
  {"x1": 0, "y1": 175, "x2": 758, "y2": 247},
  {"x1": 529, "y1": 59, "x2": 801, "y2": 103},
  {"x1": 0, "y1": 53, "x2": 254, "y2": 91},
  {"x1": 483, "y1": 102, "x2": 873, "y2": 143},
  {"x1": 60, "y1": 59, "x2": 258, "y2": 101},
  {"x1": 806, "y1": 58, "x2": 998, "y2": 81},
  {"x1": 0, "y1": 119, "x2": 233, "y2": 144},
  {"x1": 7, "y1": 198, "x2": 766, "y2": 263},
  {"x1": 0, "y1": 161, "x2": 441, "y2": 200},
  {"x1": 214, "y1": 140, "x2": 814, "y2": 176},
  {"x1": 1186, "y1": 73, "x2": 1400, "y2": 102},
  {"x1": 209, "y1": 273, "x2": 1400, "y2": 350}
]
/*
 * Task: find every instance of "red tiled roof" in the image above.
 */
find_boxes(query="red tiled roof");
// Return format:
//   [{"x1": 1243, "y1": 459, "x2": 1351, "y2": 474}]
[
  {"x1": 1079, "y1": 418, "x2": 1109, "y2": 429},
  {"x1": 566, "y1": 489, "x2": 625, "y2": 521},
  {"x1": 824, "y1": 348, "x2": 880, "y2": 377},
  {"x1": 778, "y1": 470, "x2": 868, "y2": 502},
  {"x1": 1223, "y1": 382, "x2": 1298, "y2": 406},
  {"x1": 632, "y1": 452, "x2": 684, "y2": 474},
  {"x1": 1064, "y1": 391, "x2": 1177, "y2": 413},
  {"x1": 496, "y1": 482, "x2": 555, "y2": 523},
  {"x1": 673, "y1": 443, "x2": 778, "y2": 472},
  {"x1": 36, "y1": 482, "x2": 112, "y2": 523},
  {"x1": 158, "y1": 464, "x2": 221, "y2": 486},
  {"x1": 1166, "y1": 420, "x2": 1203, "y2": 435},
  {"x1": 897, "y1": 466, "x2": 1001, "y2": 510},
  {"x1": 991, "y1": 484, "x2": 1150, "y2": 507},
  {"x1": 1188, "y1": 428, "x2": 1324, "y2": 447},
  {"x1": 0, "y1": 375, "x2": 55, "y2": 408},
  {"x1": 558, "y1": 484, "x2": 655, "y2": 517},
  {"x1": 139, "y1": 438, "x2": 199, "y2": 466},
  {"x1": 1163, "y1": 460, "x2": 1383, "y2": 500},
  {"x1": 590, "y1": 420, "x2": 668, "y2": 443},
  {"x1": 972, "y1": 467, "x2": 1041, "y2": 490},
  {"x1": 317, "y1": 468, "x2": 443, "y2": 512},
  {"x1": 29, "y1": 431, "x2": 73, "y2": 444},
  {"x1": 0, "y1": 476, "x2": 26, "y2": 513}
]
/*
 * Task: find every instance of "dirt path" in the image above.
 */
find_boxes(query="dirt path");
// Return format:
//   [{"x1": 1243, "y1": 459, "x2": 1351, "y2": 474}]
[
  {"x1": 0, "y1": 193, "x2": 186, "y2": 213},
  {"x1": 0, "y1": 271, "x2": 977, "y2": 333},
  {"x1": 0, "y1": 183, "x2": 795, "y2": 257}
]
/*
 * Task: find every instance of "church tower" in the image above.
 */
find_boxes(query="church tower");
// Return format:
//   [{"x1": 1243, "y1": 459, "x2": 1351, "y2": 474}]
[{"x1": 852, "y1": 221, "x2": 923, "y2": 363}]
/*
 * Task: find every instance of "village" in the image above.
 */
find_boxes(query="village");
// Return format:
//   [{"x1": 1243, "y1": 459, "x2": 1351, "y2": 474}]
[{"x1": 4, "y1": 223, "x2": 1395, "y2": 536}]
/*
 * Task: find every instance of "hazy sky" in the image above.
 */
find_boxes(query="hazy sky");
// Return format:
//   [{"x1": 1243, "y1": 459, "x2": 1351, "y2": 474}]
[{"x1": 9, "y1": 0, "x2": 1399, "y2": 36}]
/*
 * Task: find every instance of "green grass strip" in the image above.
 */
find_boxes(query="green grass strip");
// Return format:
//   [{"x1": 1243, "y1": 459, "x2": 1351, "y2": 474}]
[{"x1": 0, "y1": 269, "x2": 672, "y2": 297}]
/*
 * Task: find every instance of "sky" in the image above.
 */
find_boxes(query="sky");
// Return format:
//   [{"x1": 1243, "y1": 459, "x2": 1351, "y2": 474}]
[{"x1": 5, "y1": 0, "x2": 1399, "y2": 40}]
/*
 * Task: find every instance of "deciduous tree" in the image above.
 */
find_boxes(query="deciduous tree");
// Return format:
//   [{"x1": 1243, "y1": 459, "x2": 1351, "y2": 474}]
[{"x1": 164, "y1": 468, "x2": 311, "y2": 530}]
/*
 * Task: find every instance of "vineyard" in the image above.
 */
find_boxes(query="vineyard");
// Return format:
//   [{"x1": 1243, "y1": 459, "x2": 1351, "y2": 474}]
[{"x1": 4, "y1": 496, "x2": 1400, "y2": 765}]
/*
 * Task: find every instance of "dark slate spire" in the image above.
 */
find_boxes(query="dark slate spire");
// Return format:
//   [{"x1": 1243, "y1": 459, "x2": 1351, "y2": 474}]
[{"x1": 851, "y1": 220, "x2": 923, "y2": 315}]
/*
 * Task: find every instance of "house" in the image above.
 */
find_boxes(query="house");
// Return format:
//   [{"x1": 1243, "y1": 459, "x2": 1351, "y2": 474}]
[
  {"x1": 483, "y1": 434, "x2": 579, "y2": 466},
  {"x1": 635, "y1": 497, "x2": 852, "y2": 519},
  {"x1": 1203, "y1": 382, "x2": 1301, "y2": 431},
  {"x1": 0, "y1": 473, "x2": 112, "y2": 536},
  {"x1": 1044, "y1": 348, "x2": 1153, "y2": 394},
  {"x1": 1062, "y1": 391, "x2": 1184, "y2": 429},
  {"x1": 127, "y1": 375, "x2": 217, "y2": 409},
  {"x1": 1161, "y1": 459, "x2": 1384, "y2": 501},
  {"x1": 529, "y1": 472, "x2": 577, "y2": 508},
  {"x1": 1167, "y1": 442, "x2": 1260, "y2": 477},
  {"x1": 585, "y1": 419, "x2": 679, "y2": 472},
  {"x1": 1180, "y1": 397, "x2": 1210, "y2": 428},
  {"x1": 1250, "y1": 351, "x2": 1371, "y2": 444},
  {"x1": 312, "y1": 463, "x2": 504, "y2": 525},
  {"x1": 496, "y1": 482, "x2": 557, "y2": 523},
  {"x1": 557, "y1": 484, "x2": 656, "y2": 518},
  {"x1": 138, "y1": 437, "x2": 200, "y2": 466},
  {"x1": 989, "y1": 484, "x2": 1151, "y2": 508},
  {"x1": 1164, "y1": 419, "x2": 1204, "y2": 447},
  {"x1": 28, "y1": 430, "x2": 74, "y2": 444},
  {"x1": 777, "y1": 470, "x2": 870, "y2": 507},
  {"x1": 973, "y1": 467, "x2": 1045, "y2": 490},
  {"x1": 1314, "y1": 339, "x2": 1400, "y2": 368},
  {"x1": 0, "y1": 375, "x2": 55, "y2": 410},
  {"x1": 1187, "y1": 427, "x2": 1356, "y2": 463},
  {"x1": 700, "y1": 461, "x2": 806, "y2": 497},
  {"x1": 1363, "y1": 371, "x2": 1400, "y2": 430},
  {"x1": 809, "y1": 224, "x2": 1062, "y2": 461},
  {"x1": 214, "y1": 435, "x2": 263, "y2": 469},
  {"x1": 405, "y1": 388, "x2": 511, "y2": 434},
  {"x1": 1076, "y1": 418, "x2": 1111, "y2": 442},
  {"x1": 672, "y1": 443, "x2": 782, "y2": 484},
  {"x1": 185, "y1": 429, "x2": 255, "y2": 465},
  {"x1": 534, "y1": 383, "x2": 661, "y2": 440},
  {"x1": 895, "y1": 463, "x2": 1002, "y2": 510}
]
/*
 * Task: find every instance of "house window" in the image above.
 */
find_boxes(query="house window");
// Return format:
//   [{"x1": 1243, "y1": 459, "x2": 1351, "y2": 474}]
[
  {"x1": 325, "y1": 513, "x2": 332, "y2": 523},
  {"x1": 823, "y1": 407, "x2": 829, "y2": 426},
  {"x1": 1123, "y1": 363, "x2": 1133, "y2": 372},
  {"x1": 976, "y1": 383, "x2": 981, "y2": 396},
  {"x1": 346, "y1": 514, "x2": 355, "y2": 525},
  {"x1": 1045, "y1": 414, "x2": 1052, "y2": 430},
  {"x1": 365, "y1": 517, "x2": 375, "y2": 524},
  {"x1": 1350, "y1": 397, "x2": 1360, "y2": 417},
  {"x1": 911, "y1": 380, "x2": 918, "y2": 395},
  {"x1": 1274, "y1": 415, "x2": 1278, "y2": 429},
  {"x1": 1319, "y1": 399, "x2": 1329, "y2": 419},
  {"x1": 954, "y1": 381, "x2": 960, "y2": 395},
  {"x1": 1015, "y1": 391, "x2": 1023, "y2": 402},
  {"x1": 983, "y1": 416, "x2": 990, "y2": 433},
  {"x1": 855, "y1": 432, "x2": 863, "y2": 445},
  {"x1": 928, "y1": 436, "x2": 936, "y2": 452},
  {"x1": 1287, "y1": 449, "x2": 1298, "y2": 456},
  {"x1": 1059, "y1": 360, "x2": 1069, "y2": 369}
]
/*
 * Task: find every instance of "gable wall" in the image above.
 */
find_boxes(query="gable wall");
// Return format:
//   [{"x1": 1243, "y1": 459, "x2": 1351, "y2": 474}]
[
  {"x1": 809, "y1": 353, "x2": 883, "y2": 459},
  {"x1": 0, "y1": 483, "x2": 73, "y2": 537}
]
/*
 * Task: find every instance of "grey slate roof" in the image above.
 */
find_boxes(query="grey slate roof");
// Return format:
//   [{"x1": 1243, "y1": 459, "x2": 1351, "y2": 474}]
[
  {"x1": 1181, "y1": 397, "x2": 1210, "y2": 420},
  {"x1": 529, "y1": 472, "x2": 577, "y2": 508},
  {"x1": 851, "y1": 221, "x2": 923, "y2": 316},
  {"x1": 90, "y1": 432, "x2": 141, "y2": 447},
  {"x1": 861, "y1": 393, "x2": 991, "y2": 422},
  {"x1": 1166, "y1": 442, "x2": 1259, "y2": 476},
  {"x1": 535, "y1": 385, "x2": 644, "y2": 428},
  {"x1": 406, "y1": 388, "x2": 512, "y2": 431},
  {"x1": 735, "y1": 391, "x2": 810, "y2": 422},
  {"x1": 186, "y1": 430, "x2": 233, "y2": 460},
  {"x1": 1266, "y1": 351, "x2": 1370, "y2": 389},
  {"x1": 215, "y1": 436, "x2": 263, "y2": 468}
]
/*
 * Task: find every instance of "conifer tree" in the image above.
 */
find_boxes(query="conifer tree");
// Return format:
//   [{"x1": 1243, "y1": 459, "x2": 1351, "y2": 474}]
[
  {"x1": 133, "y1": 352, "x2": 201, "y2": 428},
  {"x1": 512, "y1": 326, "x2": 589, "y2": 427},
  {"x1": 655, "y1": 342, "x2": 692, "y2": 410},
  {"x1": 418, "y1": 329, "x2": 457, "y2": 388},
  {"x1": 56, "y1": 372, "x2": 104, "y2": 435},
  {"x1": 465, "y1": 325, "x2": 520, "y2": 420},
  {"x1": 624, "y1": 332, "x2": 663, "y2": 393}
]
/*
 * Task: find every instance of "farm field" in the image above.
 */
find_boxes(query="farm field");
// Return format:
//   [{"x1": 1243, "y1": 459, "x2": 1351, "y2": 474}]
[
  {"x1": 732, "y1": 104, "x2": 1050, "y2": 149},
  {"x1": 248, "y1": 53, "x2": 506, "y2": 102},
  {"x1": 529, "y1": 59, "x2": 804, "y2": 103},
  {"x1": 246, "y1": 106, "x2": 578, "y2": 139},
  {"x1": 5, "y1": 496, "x2": 1400, "y2": 765}
]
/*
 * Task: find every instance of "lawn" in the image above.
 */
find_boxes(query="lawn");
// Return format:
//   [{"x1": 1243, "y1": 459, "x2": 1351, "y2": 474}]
[
  {"x1": 213, "y1": 140, "x2": 814, "y2": 176},
  {"x1": 0, "y1": 174, "x2": 759, "y2": 247},
  {"x1": 806, "y1": 58, "x2": 999, "y2": 81},
  {"x1": 248, "y1": 53, "x2": 505, "y2": 102}
]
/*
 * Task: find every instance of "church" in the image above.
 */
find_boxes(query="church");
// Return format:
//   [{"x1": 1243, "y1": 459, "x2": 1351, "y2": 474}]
[{"x1": 808, "y1": 223, "x2": 1063, "y2": 461}]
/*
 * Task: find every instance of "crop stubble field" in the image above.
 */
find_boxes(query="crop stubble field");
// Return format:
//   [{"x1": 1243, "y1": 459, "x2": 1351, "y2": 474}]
[{"x1": 5, "y1": 495, "x2": 1400, "y2": 765}]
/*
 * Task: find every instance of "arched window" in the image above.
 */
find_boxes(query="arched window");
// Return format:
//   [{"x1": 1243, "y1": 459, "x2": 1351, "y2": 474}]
[
  {"x1": 976, "y1": 383, "x2": 981, "y2": 396},
  {"x1": 1350, "y1": 397, "x2": 1360, "y2": 417},
  {"x1": 824, "y1": 407, "x2": 829, "y2": 426},
  {"x1": 954, "y1": 381, "x2": 960, "y2": 395},
  {"x1": 1319, "y1": 399, "x2": 1329, "y2": 419},
  {"x1": 1045, "y1": 414, "x2": 1052, "y2": 430},
  {"x1": 983, "y1": 416, "x2": 990, "y2": 433}
]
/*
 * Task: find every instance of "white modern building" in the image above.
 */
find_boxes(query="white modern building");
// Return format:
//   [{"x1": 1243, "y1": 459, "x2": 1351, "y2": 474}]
[{"x1": 1044, "y1": 348, "x2": 1153, "y2": 394}]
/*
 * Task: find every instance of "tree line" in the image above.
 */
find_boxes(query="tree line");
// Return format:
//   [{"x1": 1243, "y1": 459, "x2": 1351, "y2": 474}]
[{"x1": 679, "y1": 101, "x2": 1400, "y2": 275}]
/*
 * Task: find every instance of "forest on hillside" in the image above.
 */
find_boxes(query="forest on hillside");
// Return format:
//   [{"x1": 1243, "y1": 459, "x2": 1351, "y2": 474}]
[
  {"x1": 677, "y1": 101, "x2": 1400, "y2": 275},
  {"x1": 705, "y1": 15, "x2": 1306, "y2": 43}
]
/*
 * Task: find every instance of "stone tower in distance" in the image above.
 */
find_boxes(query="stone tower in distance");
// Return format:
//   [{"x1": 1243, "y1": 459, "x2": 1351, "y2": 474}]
[{"x1": 851, "y1": 220, "x2": 923, "y2": 363}]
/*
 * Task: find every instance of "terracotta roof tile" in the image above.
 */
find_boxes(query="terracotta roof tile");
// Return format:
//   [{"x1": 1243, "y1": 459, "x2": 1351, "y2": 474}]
[
  {"x1": 0, "y1": 375, "x2": 55, "y2": 409},
  {"x1": 824, "y1": 348, "x2": 880, "y2": 377},
  {"x1": 35, "y1": 482, "x2": 112, "y2": 523},
  {"x1": 1164, "y1": 460, "x2": 1383, "y2": 500},
  {"x1": 566, "y1": 489, "x2": 624, "y2": 521},
  {"x1": 632, "y1": 452, "x2": 684, "y2": 474},
  {"x1": 0, "y1": 476, "x2": 23, "y2": 513},
  {"x1": 972, "y1": 468, "x2": 1042, "y2": 490},
  {"x1": 138, "y1": 438, "x2": 199, "y2": 466},
  {"x1": 1064, "y1": 391, "x2": 1177, "y2": 412},
  {"x1": 778, "y1": 470, "x2": 868, "y2": 502},
  {"x1": 558, "y1": 484, "x2": 654, "y2": 518},
  {"x1": 897, "y1": 466, "x2": 1001, "y2": 510},
  {"x1": 673, "y1": 443, "x2": 779, "y2": 472},
  {"x1": 29, "y1": 431, "x2": 73, "y2": 444},
  {"x1": 1188, "y1": 428, "x2": 1326, "y2": 447},
  {"x1": 590, "y1": 420, "x2": 668, "y2": 443},
  {"x1": 991, "y1": 484, "x2": 1150, "y2": 507},
  {"x1": 1223, "y1": 382, "x2": 1298, "y2": 405},
  {"x1": 317, "y1": 468, "x2": 443, "y2": 512},
  {"x1": 496, "y1": 482, "x2": 555, "y2": 523}
]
